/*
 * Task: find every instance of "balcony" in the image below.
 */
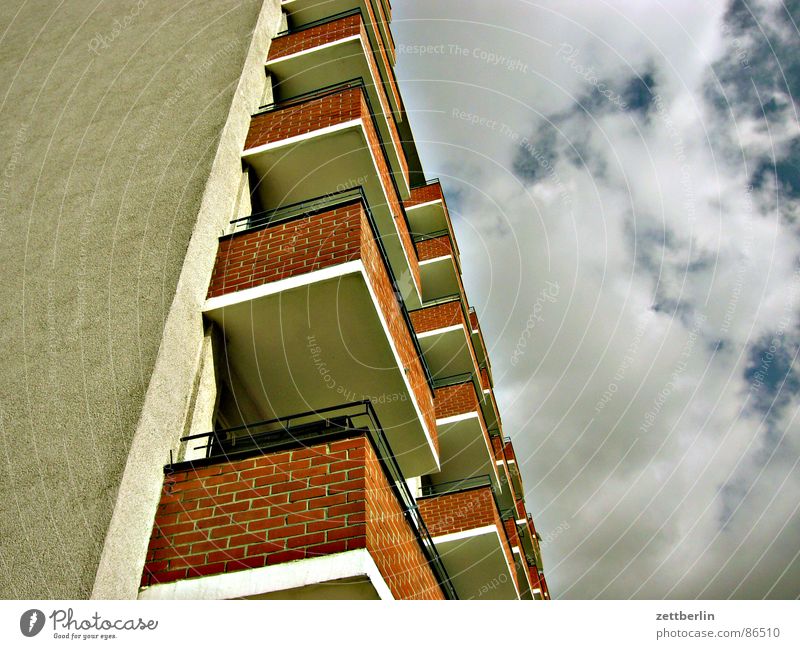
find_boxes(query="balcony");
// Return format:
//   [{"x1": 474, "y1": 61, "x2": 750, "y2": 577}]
[
  {"x1": 139, "y1": 403, "x2": 457, "y2": 600},
  {"x1": 281, "y1": 0, "x2": 398, "y2": 93},
  {"x1": 504, "y1": 437, "x2": 524, "y2": 497},
  {"x1": 528, "y1": 568, "x2": 550, "y2": 600},
  {"x1": 464, "y1": 308, "x2": 503, "y2": 432},
  {"x1": 266, "y1": 10, "x2": 408, "y2": 195},
  {"x1": 517, "y1": 513, "x2": 544, "y2": 578},
  {"x1": 503, "y1": 517, "x2": 536, "y2": 600},
  {"x1": 243, "y1": 81, "x2": 420, "y2": 302},
  {"x1": 417, "y1": 477, "x2": 520, "y2": 599},
  {"x1": 538, "y1": 572, "x2": 551, "y2": 600},
  {"x1": 428, "y1": 376, "x2": 501, "y2": 491},
  {"x1": 404, "y1": 180, "x2": 460, "y2": 264},
  {"x1": 468, "y1": 307, "x2": 489, "y2": 367},
  {"x1": 203, "y1": 190, "x2": 438, "y2": 476},
  {"x1": 491, "y1": 435, "x2": 516, "y2": 511},
  {"x1": 414, "y1": 232, "x2": 461, "y2": 303},
  {"x1": 409, "y1": 296, "x2": 479, "y2": 380},
  {"x1": 482, "y1": 374, "x2": 503, "y2": 429}
]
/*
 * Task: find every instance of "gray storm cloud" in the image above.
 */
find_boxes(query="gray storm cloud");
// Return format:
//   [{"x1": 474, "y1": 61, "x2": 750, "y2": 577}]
[{"x1": 394, "y1": 0, "x2": 800, "y2": 597}]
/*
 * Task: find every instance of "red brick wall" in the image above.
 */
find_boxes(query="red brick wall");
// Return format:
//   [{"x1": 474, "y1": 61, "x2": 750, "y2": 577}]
[
  {"x1": 416, "y1": 235, "x2": 452, "y2": 261},
  {"x1": 515, "y1": 499, "x2": 527, "y2": 520},
  {"x1": 480, "y1": 367, "x2": 491, "y2": 390},
  {"x1": 504, "y1": 517, "x2": 520, "y2": 549},
  {"x1": 362, "y1": 440, "x2": 444, "y2": 599},
  {"x1": 358, "y1": 94, "x2": 419, "y2": 293},
  {"x1": 205, "y1": 202, "x2": 437, "y2": 455},
  {"x1": 491, "y1": 435, "x2": 504, "y2": 461},
  {"x1": 405, "y1": 182, "x2": 443, "y2": 207},
  {"x1": 540, "y1": 573, "x2": 550, "y2": 599},
  {"x1": 504, "y1": 440, "x2": 518, "y2": 465},
  {"x1": 246, "y1": 85, "x2": 361, "y2": 149},
  {"x1": 418, "y1": 486, "x2": 495, "y2": 537},
  {"x1": 141, "y1": 435, "x2": 443, "y2": 599},
  {"x1": 409, "y1": 300, "x2": 462, "y2": 334},
  {"x1": 269, "y1": 14, "x2": 362, "y2": 60},
  {"x1": 434, "y1": 382, "x2": 478, "y2": 420},
  {"x1": 244, "y1": 87, "x2": 419, "y2": 294},
  {"x1": 207, "y1": 202, "x2": 363, "y2": 298},
  {"x1": 528, "y1": 566, "x2": 541, "y2": 592}
]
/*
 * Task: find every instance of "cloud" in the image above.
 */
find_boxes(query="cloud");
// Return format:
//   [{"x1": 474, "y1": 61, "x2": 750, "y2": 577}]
[{"x1": 394, "y1": 0, "x2": 800, "y2": 598}]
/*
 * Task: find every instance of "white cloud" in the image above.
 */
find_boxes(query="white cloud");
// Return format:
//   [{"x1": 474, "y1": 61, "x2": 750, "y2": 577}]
[{"x1": 395, "y1": 0, "x2": 800, "y2": 597}]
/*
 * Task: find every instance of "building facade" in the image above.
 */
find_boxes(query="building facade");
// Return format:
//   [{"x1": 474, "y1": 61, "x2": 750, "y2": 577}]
[{"x1": 0, "y1": 0, "x2": 549, "y2": 600}]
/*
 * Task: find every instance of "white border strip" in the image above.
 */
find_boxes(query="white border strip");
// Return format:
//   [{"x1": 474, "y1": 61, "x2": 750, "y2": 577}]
[{"x1": 138, "y1": 549, "x2": 393, "y2": 600}]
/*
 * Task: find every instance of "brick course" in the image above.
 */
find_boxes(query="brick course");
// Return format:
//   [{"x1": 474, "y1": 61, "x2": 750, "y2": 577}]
[
  {"x1": 416, "y1": 234, "x2": 452, "y2": 262},
  {"x1": 409, "y1": 300, "x2": 462, "y2": 334},
  {"x1": 434, "y1": 382, "x2": 478, "y2": 420},
  {"x1": 207, "y1": 202, "x2": 362, "y2": 297},
  {"x1": 405, "y1": 181, "x2": 444, "y2": 207},
  {"x1": 141, "y1": 435, "x2": 444, "y2": 599}
]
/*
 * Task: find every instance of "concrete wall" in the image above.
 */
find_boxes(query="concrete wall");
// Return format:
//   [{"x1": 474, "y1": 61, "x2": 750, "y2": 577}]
[{"x1": 0, "y1": 0, "x2": 281, "y2": 598}]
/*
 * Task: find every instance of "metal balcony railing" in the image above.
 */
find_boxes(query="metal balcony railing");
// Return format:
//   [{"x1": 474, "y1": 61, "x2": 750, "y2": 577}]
[
  {"x1": 411, "y1": 228, "x2": 451, "y2": 244},
  {"x1": 176, "y1": 400, "x2": 457, "y2": 599},
  {"x1": 227, "y1": 187, "x2": 433, "y2": 393}
]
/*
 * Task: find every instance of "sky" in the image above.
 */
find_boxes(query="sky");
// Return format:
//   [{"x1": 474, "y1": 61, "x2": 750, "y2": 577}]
[{"x1": 393, "y1": 0, "x2": 800, "y2": 599}]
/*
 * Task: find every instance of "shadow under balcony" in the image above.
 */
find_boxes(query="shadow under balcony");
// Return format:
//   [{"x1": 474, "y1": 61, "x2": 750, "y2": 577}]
[{"x1": 203, "y1": 190, "x2": 438, "y2": 476}]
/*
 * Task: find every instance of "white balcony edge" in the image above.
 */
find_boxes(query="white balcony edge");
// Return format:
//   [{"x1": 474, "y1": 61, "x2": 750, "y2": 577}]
[
  {"x1": 203, "y1": 261, "x2": 363, "y2": 312},
  {"x1": 418, "y1": 254, "x2": 453, "y2": 266},
  {"x1": 266, "y1": 34, "x2": 361, "y2": 66},
  {"x1": 404, "y1": 198, "x2": 443, "y2": 211},
  {"x1": 432, "y1": 524, "x2": 496, "y2": 545},
  {"x1": 242, "y1": 118, "x2": 361, "y2": 158},
  {"x1": 137, "y1": 548, "x2": 393, "y2": 600},
  {"x1": 416, "y1": 323, "x2": 463, "y2": 339}
]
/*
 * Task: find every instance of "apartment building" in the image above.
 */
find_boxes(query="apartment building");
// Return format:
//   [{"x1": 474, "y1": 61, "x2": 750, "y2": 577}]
[{"x1": 0, "y1": 0, "x2": 550, "y2": 600}]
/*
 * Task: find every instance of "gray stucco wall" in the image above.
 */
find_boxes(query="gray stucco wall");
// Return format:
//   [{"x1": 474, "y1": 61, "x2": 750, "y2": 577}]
[{"x1": 0, "y1": 0, "x2": 278, "y2": 598}]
